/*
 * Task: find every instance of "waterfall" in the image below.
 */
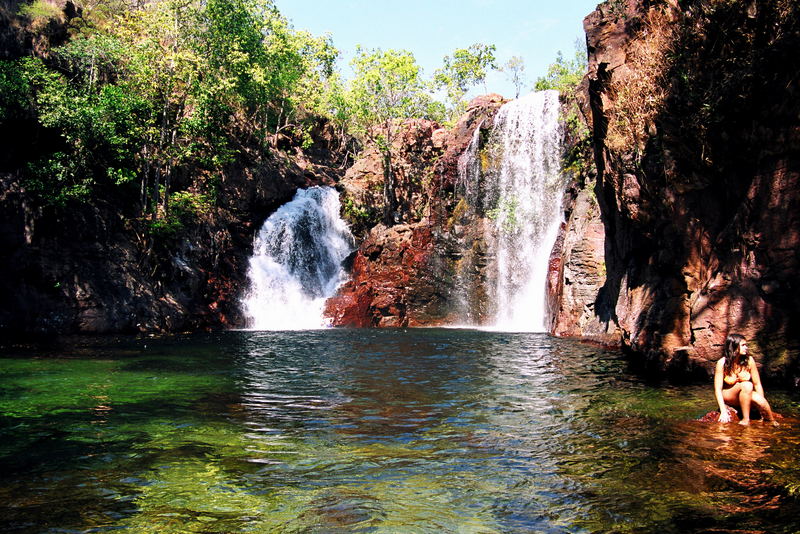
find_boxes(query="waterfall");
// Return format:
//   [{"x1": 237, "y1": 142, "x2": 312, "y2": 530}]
[
  {"x1": 457, "y1": 90, "x2": 565, "y2": 332},
  {"x1": 241, "y1": 186, "x2": 354, "y2": 330}
]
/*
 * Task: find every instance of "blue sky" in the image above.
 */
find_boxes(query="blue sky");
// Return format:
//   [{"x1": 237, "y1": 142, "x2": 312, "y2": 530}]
[{"x1": 273, "y1": 0, "x2": 601, "y2": 100}]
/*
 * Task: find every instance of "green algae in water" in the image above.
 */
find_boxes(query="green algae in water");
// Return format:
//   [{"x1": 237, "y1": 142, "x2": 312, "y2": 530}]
[
  {"x1": 0, "y1": 355, "x2": 230, "y2": 419},
  {"x1": 114, "y1": 418, "x2": 508, "y2": 533}
]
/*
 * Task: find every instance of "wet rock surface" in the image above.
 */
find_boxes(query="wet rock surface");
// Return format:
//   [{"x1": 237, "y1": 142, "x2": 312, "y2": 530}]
[{"x1": 547, "y1": 182, "x2": 620, "y2": 345}]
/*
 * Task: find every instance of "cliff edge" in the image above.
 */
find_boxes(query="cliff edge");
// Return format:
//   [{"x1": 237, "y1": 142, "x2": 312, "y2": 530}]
[{"x1": 582, "y1": 0, "x2": 800, "y2": 383}]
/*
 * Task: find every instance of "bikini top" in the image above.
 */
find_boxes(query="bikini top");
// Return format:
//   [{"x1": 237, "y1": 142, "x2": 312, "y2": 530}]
[{"x1": 723, "y1": 368, "x2": 751, "y2": 385}]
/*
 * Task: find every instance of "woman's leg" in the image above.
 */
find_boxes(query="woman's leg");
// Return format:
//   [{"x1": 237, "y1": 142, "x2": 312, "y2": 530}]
[
  {"x1": 736, "y1": 381, "x2": 754, "y2": 425},
  {"x1": 722, "y1": 383, "x2": 742, "y2": 408},
  {"x1": 751, "y1": 391, "x2": 778, "y2": 425},
  {"x1": 721, "y1": 383, "x2": 754, "y2": 425}
]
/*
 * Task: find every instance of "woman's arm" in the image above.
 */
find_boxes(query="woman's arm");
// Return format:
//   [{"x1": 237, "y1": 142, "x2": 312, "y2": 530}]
[
  {"x1": 714, "y1": 358, "x2": 730, "y2": 422},
  {"x1": 749, "y1": 357, "x2": 766, "y2": 397}
]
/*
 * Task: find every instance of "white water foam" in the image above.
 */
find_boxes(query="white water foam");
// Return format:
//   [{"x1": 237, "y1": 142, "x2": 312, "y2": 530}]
[
  {"x1": 457, "y1": 90, "x2": 566, "y2": 332},
  {"x1": 241, "y1": 186, "x2": 354, "y2": 330}
]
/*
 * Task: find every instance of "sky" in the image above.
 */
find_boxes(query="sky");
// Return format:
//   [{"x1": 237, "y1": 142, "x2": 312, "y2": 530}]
[{"x1": 273, "y1": 0, "x2": 601, "y2": 100}]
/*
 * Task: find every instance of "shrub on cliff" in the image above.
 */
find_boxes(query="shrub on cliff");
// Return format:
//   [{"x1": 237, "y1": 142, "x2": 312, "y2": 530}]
[{"x1": 535, "y1": 41, "x2": 592, "y2": 182}]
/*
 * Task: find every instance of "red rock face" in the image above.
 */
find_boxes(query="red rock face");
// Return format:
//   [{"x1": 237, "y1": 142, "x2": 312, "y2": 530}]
[
  {"x1": 582, "y1": 0, "x2": 800, "y2": 383},
  {"x1": 326, "y1": 97, "x2": 507, "y2": 328},
  {"x1": 324, "y1": 223, "x2": 450, "y2": 327}
]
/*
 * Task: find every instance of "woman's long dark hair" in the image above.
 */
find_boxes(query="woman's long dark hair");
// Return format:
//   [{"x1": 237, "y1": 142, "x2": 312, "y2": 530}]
[{"x1": 723, "y1": 333, "x2": 748, "y2": 376}]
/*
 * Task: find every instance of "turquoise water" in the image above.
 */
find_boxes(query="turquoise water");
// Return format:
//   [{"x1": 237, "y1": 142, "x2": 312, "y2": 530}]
[{"x1": 1, "y1": 329, "x2": 799, "y2": 533}]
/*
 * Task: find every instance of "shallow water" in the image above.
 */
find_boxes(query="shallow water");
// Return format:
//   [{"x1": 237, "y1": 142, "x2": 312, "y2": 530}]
[{"x1": 1, "y1": 329, "x2": 799, "y2": 533}]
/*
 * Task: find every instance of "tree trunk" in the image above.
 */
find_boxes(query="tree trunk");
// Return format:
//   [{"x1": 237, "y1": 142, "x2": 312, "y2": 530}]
[
  {"x1": 152, "y1": 167, "x2": 160, "y2": 221},
  {"x1": 140, "y1": 146, "x2": 149, "y2": 212},
  {"x1": 382, "y1": 150, "x2": 398, "y2": 225}
]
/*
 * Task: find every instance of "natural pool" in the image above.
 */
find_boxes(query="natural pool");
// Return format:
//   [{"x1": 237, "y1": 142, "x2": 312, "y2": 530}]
[{"x1": 1, "y1": 329, "x2": 799, "y2": 533}]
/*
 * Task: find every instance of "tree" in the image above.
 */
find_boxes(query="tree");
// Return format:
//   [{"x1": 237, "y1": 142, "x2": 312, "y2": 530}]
[
  {"x1": 534, "y1": 40, "x2": 587, "y2": 93},
  {"x1": 535, "y1": 40, "x2": 591, "y2": 182},
  {"x1": 433, "y1": 42, "x2": 497, "y2": 121},
  {"x1": 347, "y1": 47, "x2": 434, "y2": 224},
  {"x1": 18, "y1": 39, "x2": 151, "y2": 206},
  {"x1": 501, "y1": 56, "x2": 526, "y2": 99},
  {"x1": 2, "y1": 0, "x2": 350, "y2": 243}
]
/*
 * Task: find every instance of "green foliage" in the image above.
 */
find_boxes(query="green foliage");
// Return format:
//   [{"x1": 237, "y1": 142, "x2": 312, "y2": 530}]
[
  {"x1": 486, "y1": 196, "x2": 520, "y2": 233},
  {"x1": 149, "y1": 189, "x2": 214, "y2": 238},
  {"x1": 18, "y1": 48, "x2": 150, "y2": 204},
  {"x1": 25, "y1": 151, "x2": 93, "y2": 204},
  {"x1": 16, "y1": 0, "x2": 62, "y2": 23},
  {"x1": 434, "y1": 43, "x2": 497, "y2": 121},
  {"x1": 4, "y1": 0, "x2": 503, "y2": 234},
  {"x1": 107, "y1": 167, "x2": 136, "y2": 185},
  {"x1": 0, "y1": 62, "x2": 30, "y2": 123},
  {"x1": 534, "y1": 40, "x2": 587, "y2": 93},
  {"x1": 348, "y1": 46, "x2": 434, "y2": 139},
  {"x1": 603, "y1": 0, "x2": 629, "y2": 22},
  {"x1": 345, "y1": 46, "x2": 442, "y2": 223},
  {"x1": 341, "y1": 195, "x2": 377, "y2": 228},
  {"x1": 1, "y1": 0, "x2": 346, "y2": 229},
  {"x1": 170, "y1": 189, "x2": 214, "y2": 219}
]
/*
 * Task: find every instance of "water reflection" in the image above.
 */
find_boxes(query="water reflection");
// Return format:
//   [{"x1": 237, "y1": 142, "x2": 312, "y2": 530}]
[
  {"x1": 229, "y1": 330, "x2": 800, "y2": 532},
  {"x1": 231, "y1": 331, "x2": 640, "y2": 530}
]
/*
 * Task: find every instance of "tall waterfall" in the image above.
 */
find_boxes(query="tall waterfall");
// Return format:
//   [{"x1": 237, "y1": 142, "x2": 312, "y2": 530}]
[
  {"x1": 241, "y1": 186, "x2": 354, "y2": 330},
  {"x1": 457, "y1": 90, "x2": 565, "y2": 332}
]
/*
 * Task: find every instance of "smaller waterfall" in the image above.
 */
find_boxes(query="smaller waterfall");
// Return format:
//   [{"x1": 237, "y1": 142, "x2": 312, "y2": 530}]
[{"x1": 241, "y1": 187, "x2": 354, "y2": 330}]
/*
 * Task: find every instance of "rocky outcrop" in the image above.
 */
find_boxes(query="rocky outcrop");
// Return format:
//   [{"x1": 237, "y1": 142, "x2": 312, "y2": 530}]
[
  {"x1": 435, "y1": 94, "x2": 508, "y2": 193},
  {"x1": 325, "y1": 95, "x2": 507, "y2": 327},
  {"x1": 338, "y1": 119, "x2": 443, "y2": 238},
  {"x1": 0, "y1": 0, "x2": 351, "y2": 336},
  {"x1": 582, "y1": 0, "x2": 800, "y2": 383},
  {"x1": 547, "y1": 180, "x2": 620, "y2": 344},
  {"x1": 323, "y1": 223, "x2": 450, "y2": 327},
  {"x1": 0, "y1": 136, "x2": 340, "y2": 335}
]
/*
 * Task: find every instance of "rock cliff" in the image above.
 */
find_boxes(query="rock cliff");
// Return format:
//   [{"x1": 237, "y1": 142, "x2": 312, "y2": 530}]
[
  {"x1": 547, "y1": 178, "x2": 619, "y2": 345},
  {"x1": 325, "y1": 95, "x2": 507, "y2": 327},
  {"x1": 0, "y1": 0, "x2": 351, "y2": 336},
  {"x1": 0, "y1": 148, "x2": 340, "y2": 335},
  {"x1": 582, "y1": 0, "x2": 800, "y2": 382},
  {"x1": 0, "y1": 117, "x2": 341, "y2": 335}
]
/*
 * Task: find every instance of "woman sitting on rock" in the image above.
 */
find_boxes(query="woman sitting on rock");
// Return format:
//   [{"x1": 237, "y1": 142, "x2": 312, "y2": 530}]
[{"x1": 714, "y1": 333, "x2": 778, "y2": 426}]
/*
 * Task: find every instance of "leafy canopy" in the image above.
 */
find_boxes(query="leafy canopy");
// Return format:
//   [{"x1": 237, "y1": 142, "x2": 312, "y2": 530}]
[
  {"x1": 0, "y1": 0, "x2": 339, "y2": 212},
  {"x1": 434, "y1": 43, "x2": 497, "y2": 120},
  {"x1": 347, "y1": 46, "x2": 438, "y2": 143},
  {"x1": 534, "y1": 40, "x2": 587, "y2": 93}
]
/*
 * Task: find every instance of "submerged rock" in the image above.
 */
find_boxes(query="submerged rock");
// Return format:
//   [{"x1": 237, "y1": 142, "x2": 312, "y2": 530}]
[{"x1": 697, "y1": 406, "x2": 739, "y2": 424}]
